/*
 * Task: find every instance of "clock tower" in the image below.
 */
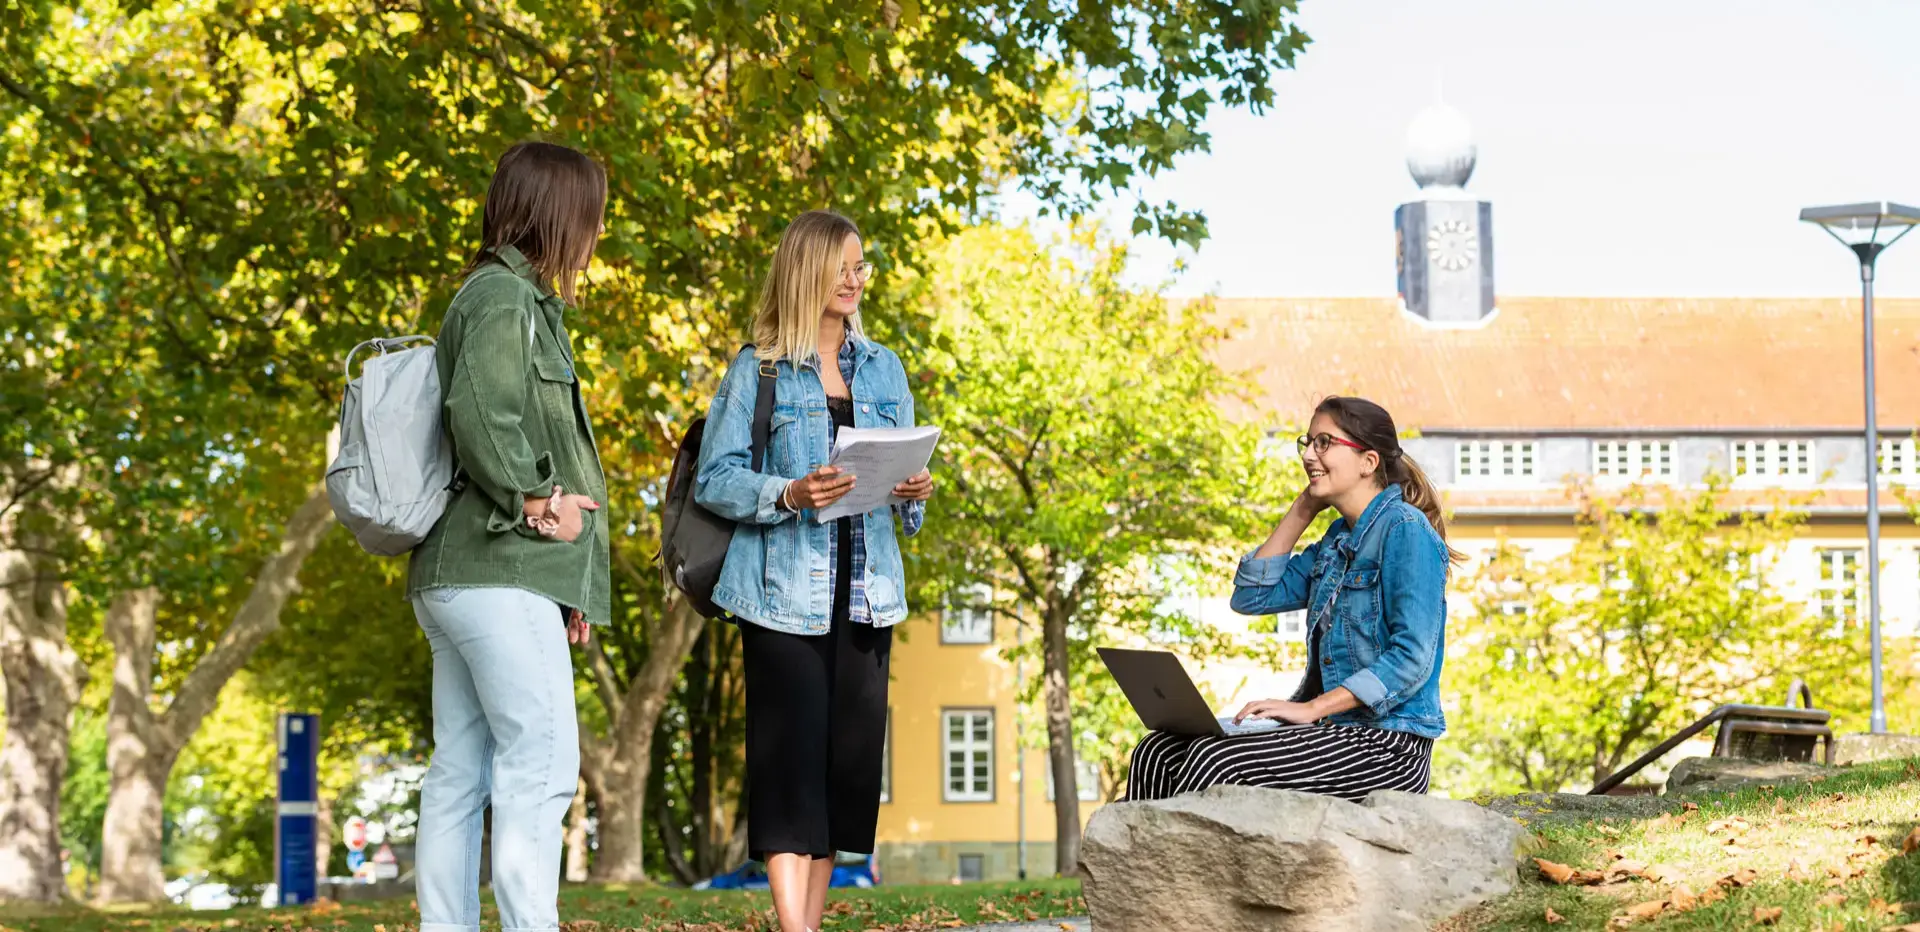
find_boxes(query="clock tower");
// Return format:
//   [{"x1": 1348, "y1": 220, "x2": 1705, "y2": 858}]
[{"x1": 1394, "y1": 102, "x2": 1495, "y2": 325}]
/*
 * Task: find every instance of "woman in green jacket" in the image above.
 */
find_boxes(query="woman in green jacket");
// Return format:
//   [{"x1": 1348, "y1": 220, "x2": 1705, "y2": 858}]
[{"x1": 406, "y1": 141, "x2": 610, "y2": 932}]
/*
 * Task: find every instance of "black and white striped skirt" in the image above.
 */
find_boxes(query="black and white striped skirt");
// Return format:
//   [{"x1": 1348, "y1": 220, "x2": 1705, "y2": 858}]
[{"x1": 1125, "y1": 722, "x2": 1435, "y2": 803}]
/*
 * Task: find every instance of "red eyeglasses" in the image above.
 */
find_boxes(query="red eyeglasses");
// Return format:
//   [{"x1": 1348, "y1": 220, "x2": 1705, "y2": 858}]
[{"x1": 1296, "y1": 433, "x2": 1369, "y2": 455}]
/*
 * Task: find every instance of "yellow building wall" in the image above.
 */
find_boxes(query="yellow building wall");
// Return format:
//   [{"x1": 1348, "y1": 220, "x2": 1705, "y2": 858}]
[{"x1": 875, "y1": 615, "x2": 1094, "y2": 883}]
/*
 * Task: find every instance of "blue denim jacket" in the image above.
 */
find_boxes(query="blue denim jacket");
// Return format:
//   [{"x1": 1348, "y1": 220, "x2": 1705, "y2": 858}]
[
  {"x1": 1230, "y1": 485, "x2": 1450, "y2": 738},
  {"x1": 694, "y1": 337, "x2": 925, "y2": 633}
]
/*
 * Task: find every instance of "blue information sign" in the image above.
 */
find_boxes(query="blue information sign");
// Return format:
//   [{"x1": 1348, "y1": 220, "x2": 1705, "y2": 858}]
[{"x1": 276, "y1": 712, "x2": 319, "y2": 905}]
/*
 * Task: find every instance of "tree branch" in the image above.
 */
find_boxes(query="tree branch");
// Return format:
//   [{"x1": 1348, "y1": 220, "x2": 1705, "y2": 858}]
[{"x1": 157, "y1": 487, "x2": 333, "y2": 752}]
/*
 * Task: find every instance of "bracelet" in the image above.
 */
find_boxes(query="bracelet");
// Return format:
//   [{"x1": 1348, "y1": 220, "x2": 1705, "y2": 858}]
[
  {"x1": 779, "y1": 481, "x2": 797, "y2": 512},
  {"x1": 526, "y1": 484, "x2": 564, "y2": 537}
]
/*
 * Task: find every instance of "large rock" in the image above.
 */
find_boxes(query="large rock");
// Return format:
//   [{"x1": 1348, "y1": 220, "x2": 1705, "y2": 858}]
[
  {"x1": 1664, "y1": 756, "x2": 1831, "y2": 794},
  {"x1": 1833, "y1": 732, "x2": 1920, "y2": 765},
  {"x1": 1078, "y1": 786, "x2": 1527, "y2": 932}
]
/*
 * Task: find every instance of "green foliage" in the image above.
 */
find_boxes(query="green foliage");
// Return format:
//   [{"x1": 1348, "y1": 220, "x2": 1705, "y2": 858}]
[
  {"x1": 905, "y1": 224, "x2": 1297, "y2": 797},
  {"x1": 1441, "y1": 480, "x2": 1859, "y2": 795},
  {"x1": 3, "y1": 0, "x2": 1308, "y2": 880},
  {"x1": 163, "y1": 676, "x2": 281, "y2": 892},
  {"x1": 59, "y1": 711, "x2": 110, "y2": 881}
]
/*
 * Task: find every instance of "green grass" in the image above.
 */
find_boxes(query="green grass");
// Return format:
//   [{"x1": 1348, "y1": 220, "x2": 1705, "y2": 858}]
[
  {"x1": 0, "y1": 879, "x2": 1085, "y2": 932},
  {"x1": 1447, "y1": 756, "x2": 1920, "y2": 931}
]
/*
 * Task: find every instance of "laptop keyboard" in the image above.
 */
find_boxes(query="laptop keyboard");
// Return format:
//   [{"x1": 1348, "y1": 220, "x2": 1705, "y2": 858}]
[{"x1": 1217, "y1": 716, "x2": 1284, "y2": 736}]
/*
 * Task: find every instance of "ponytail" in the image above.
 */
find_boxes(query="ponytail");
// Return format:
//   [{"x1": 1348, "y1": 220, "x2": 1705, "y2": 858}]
[{"x1": 1387, "y1": 451, "x2": 1466, "y2": 565}]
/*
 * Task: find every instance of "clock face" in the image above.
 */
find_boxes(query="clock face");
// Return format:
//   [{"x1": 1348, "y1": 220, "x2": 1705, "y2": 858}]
[{"x1": 1426, "y1": 219, "x2": 1477, "y2": 272}]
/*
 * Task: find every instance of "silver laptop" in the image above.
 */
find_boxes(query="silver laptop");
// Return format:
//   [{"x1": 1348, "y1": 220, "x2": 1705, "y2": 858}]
[{"x1": 1097, "y1": 647, "x2": 1282, "y2": 737}]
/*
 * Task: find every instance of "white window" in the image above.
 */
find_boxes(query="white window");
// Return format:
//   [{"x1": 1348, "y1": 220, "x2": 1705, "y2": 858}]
[
  {"x1": 1880, "y1": 438, "x2": 1920, "y2": 484},
  {"x1": 942, "y1": 710, "x2": 994, "y2": 802},
  {"x1": 941, "y1": 585, "x2": 993, "y2": 645},
  {"x1": 1732, "y1": 440, "x2": 1813, "y2": 480},
  {"x1": 1045, "y1": 755, "x2": 1102, "y2": 802},
  {"x1": 879, "y1": 708, "x2": 891, "y2": 803},
  {"x1": 1456, "y1": 440, "x2": 1537, "y2": 480},
  {"x1": 1593, "y1": 440, "x2": 1676, "y2": 481},
  {"x1": 1814, "y1": 549, "x2": 1861, "y2": 630}
]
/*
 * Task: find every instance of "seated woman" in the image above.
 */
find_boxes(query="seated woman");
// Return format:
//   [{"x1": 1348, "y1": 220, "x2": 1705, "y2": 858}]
[{"x1": 1127, "y1": 396, "x2": 1463, "y2": 803}]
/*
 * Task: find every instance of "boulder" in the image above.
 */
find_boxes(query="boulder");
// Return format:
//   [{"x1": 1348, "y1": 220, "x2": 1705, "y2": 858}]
[
  {"x1": 1078, "y1": 786, "x2": 1527, "y2": 932},
  {"x1": 1833, "y1": 732, "x2": 1920, "y2": 765},
  {"x1": 1665, "y1": 757, "x2": 1831, "y2": 795}
]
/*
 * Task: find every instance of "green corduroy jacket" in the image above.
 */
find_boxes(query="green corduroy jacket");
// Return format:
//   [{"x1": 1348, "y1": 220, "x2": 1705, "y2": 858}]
[{"x1": 406, "y1": 246, "x2": 611, "y2": 624}]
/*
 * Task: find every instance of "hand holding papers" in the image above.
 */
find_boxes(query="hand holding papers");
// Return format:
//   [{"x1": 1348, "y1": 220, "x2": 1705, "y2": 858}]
[{"x1": 814, "y1": 426, "x2": 941, "y2": 523}]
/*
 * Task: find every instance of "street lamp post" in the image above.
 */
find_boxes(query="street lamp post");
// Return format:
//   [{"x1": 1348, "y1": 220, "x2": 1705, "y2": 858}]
[{"x1": 1799, "y1": 201, "x2": 1920, "y2": 735}]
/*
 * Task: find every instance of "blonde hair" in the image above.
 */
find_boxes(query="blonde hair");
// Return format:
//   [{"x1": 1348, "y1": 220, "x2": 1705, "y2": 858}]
[
  {"x1": 463, "y1": 141, "x2": 607, "y2": 306},
  {"x1": 752, "y1": 211, "x2": 866, "y2": 363}
]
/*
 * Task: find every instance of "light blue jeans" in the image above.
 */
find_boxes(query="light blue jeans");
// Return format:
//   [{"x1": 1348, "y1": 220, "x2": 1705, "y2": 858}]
[{"x1": 413, "y1": 587, "x2": 579, "y2": 932}]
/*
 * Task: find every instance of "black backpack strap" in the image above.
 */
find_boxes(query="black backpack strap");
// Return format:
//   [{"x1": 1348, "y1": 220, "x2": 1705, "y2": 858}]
[{"x1": 749, "y1": 349, "x2": 777, "y2": 473}]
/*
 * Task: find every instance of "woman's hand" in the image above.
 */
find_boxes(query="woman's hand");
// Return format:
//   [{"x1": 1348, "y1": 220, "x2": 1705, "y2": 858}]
[
  {"x1": 1232, "y1": 698, "x2": 1322, "y2": 726},
  {"x1": 1287, "y1": 486, "x2": 1327, "y2": 521},
  {"x1": 785, "y1": 466, "x2": 855, "y2": 510},
  {"x1": 566, "y1": 610, "x2": 591, "y2": 645},
  {"x1": 892, "y1": 469, "x2": 934, "y2": 503},
  {"x1": 524, "y1": 487, "x2": 600, "y2": 542}
]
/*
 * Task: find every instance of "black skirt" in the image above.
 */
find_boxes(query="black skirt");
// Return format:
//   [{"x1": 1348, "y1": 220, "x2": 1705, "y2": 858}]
[{"x1": 739, "y1": 496, "x2": 892, "y2": 859}]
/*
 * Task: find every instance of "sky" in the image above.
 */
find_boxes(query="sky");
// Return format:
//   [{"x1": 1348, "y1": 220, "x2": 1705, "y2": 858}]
[{"x1": 1010, "y1": 0, "x2": 1920, "y2": 299}]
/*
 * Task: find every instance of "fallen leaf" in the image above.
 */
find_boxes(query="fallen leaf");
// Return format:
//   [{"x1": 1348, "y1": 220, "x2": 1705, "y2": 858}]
[
  {"x1": 1682, "y1": 801, "x2": 1700, "y2": 811},
  {"x1": 1860, "y1": 834, "x2": 1882, "y2": 847},
  {"x1": 1624, "y1": 900, "x2": 1666, "y2": 920},
  {"x1": 1599, "y1": 824, "x2": 1622, "y2": 837},
  {"x1": 1708, "y1": 817, "x2": 1751, "y2": 836},
  {"x1": 1699, "y1": 885, "x2": 1728, "y2": 905},
  {"x1": 1544, "y1": 907, "x2": 1565, "y2": 924},
  {"x1": 1773, "y1": 797, "x2": 1787, "y2": 815},
  {"x1": 1787, "y1": 859, "x2": 1811, "y2": 881},
  {"x1": 1725, "y1": 844, "x2": 1752, "y2": 856},
  {"x1": 1718, "y1": 868, "x2": 1759, "y2": 888},
  {"x1": 1904, "y1": 827, "x2": 1920, "y2": 855},
  {"x1": 1670, "y1": 884, "x2": 1698, "y2": 912},
  {"x1": 1537, "y1": 859, "x2": 1577, "y2": 885},
  {"x1": 1832, "y1": 792, "x2": 1849, "y2": 802},
  {"x1": 1753, "y1": 906, "x2": 1782, "y2": 925},
  {"x1": 1605, "y1": 848, "x2": 1626, "y2": 861},
  {"x1": 1758, "y1": 783, "x2": 1776, "y2": 793},
  {"x1": 1817, "y1": 893, "x2": 1849, "y2": 907}
]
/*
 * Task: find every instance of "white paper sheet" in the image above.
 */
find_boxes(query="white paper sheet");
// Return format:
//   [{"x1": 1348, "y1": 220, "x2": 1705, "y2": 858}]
[{"x1": 814, "y1": 425, "x2": 942, "y2": 523}]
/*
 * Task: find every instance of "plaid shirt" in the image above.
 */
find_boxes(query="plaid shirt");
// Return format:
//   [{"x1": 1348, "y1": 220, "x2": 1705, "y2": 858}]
[{"x1": 825, "y1": 337, "x2": 925, "y2": 624}]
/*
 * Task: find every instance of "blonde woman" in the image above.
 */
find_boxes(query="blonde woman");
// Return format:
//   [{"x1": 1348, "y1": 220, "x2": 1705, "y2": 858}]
[{"x1": 694, "y1": 210, "x2": 932, "y2": 932}]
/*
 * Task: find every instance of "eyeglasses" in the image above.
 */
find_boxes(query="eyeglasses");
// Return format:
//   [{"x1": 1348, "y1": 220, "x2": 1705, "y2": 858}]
[
  {"x1": 1296, "y1": 433, "x2": 1369, "y2": 456},
  {"x1": 840, "y1": 262, "x2": 876, "y2": 284}
]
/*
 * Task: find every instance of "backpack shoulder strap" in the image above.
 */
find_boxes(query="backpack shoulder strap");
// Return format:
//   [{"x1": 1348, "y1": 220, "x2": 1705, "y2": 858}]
[{"x1": 747, "y1": 344, "x2": 777, "y2": 473}]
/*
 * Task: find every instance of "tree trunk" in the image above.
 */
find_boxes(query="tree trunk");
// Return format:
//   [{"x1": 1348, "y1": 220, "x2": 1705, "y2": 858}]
[
  {"x1": 1041, "y1": 604, "x2": 1080, "y2": 877},
  {"x1": 94, "y1": 489, "x2": 334, "y2": 903},
  {"x1": 581, "y1": 598, "x2": 707, "y2": 883},
  {"x1": 0, "y1": 540, "x2": 84, "y2": 902},
  {"x1": 315, "y1": 793, "x2": 333, "y2": 880},
  {"x1": 585, "y1": 747, "x2": 648, "y2": 882},
  {"x1": 564, "y1": 779, "x2": 590, "y2": 883},
  {"x1": 98, "y1": 589, "x2": 172, "y2": 903}
]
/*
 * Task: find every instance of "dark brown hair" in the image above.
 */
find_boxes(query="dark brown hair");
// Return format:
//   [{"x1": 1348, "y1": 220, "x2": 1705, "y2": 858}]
[
  {"x1": 1315, "y1": 395, "x2": 1466, "y2": 564},
  {"x1": 463, "y1": 141, "x2": 607, "y2": 305}
]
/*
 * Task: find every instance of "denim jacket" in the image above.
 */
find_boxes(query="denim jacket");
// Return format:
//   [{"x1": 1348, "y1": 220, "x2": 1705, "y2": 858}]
[
  {"x1": 1230, "y1": 485, "x2": 1449, "y2": 738},
  {"x1": 694, "y1": 337, "x2": 925, "y2": 633}
]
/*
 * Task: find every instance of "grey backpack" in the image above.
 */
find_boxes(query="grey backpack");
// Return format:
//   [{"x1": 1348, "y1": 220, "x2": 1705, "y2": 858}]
[
  {"x1": 326, "y1": 270, "x2": 536, "y2": 555},
  {"x1": 325, "y1": 335, "x2": 456, "y2": 556}
]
